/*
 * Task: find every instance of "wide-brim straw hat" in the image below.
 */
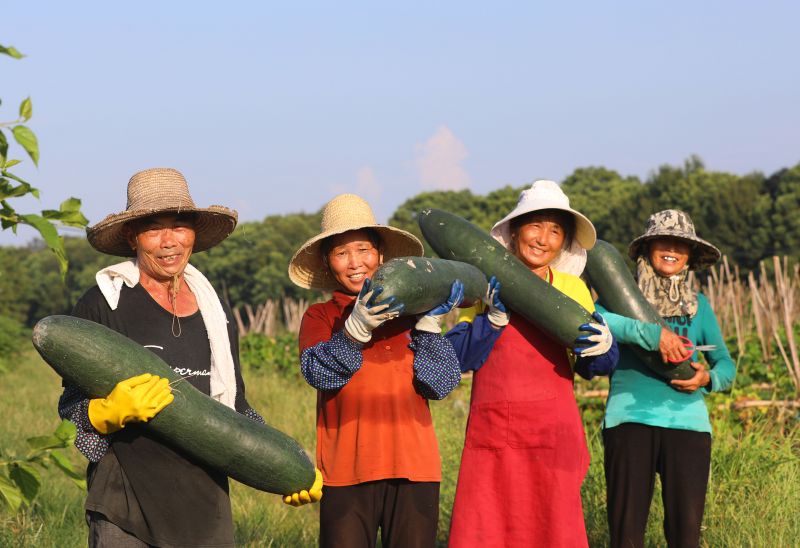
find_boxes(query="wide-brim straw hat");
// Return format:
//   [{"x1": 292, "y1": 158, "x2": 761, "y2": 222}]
[
  {"x1": 490, "y1": 180, "x2": 597, "y2": 276},
  {"x1": 628, "y1": 209, "x2": 721, "y2": 270},
  {"x1": 289, "y1": 194, "x2": 424, "y2": 290},
  {"x1": 87, "y1": 168, "x2": 238, "y2": 257}
]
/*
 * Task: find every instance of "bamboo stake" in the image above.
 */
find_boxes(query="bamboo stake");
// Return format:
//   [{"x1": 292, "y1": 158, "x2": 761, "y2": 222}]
[
  {"x1": 774, "y1": 256, "x2": 800, "y2": 393},
  {"x1": 748, "y1": 271, "x2": 768, "y2": 360},
  {"x1": 722, "y1": 257, "x2": 744, "y2": 353},
  {"x1": 233, "y1": 307, "x2": 247, "y2": 336},
  {"x1": 730, "y1": 400, "x2": 800, "y2": 410},
  {"x1": 707, "y1": 268, "x2": 718, "y2": 312}
]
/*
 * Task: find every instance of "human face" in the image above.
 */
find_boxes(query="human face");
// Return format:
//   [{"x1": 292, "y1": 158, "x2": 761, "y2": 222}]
[
  {"x1": 512, "y1": 213, "x2": 567, "y2": 275},
  {"x1": 649, "y1": 237, "x2": 691, "y2": 277},
  {"x1": 127, "y1": 214, "x2": 196, "y2": 281},
  {"x1": 326, "y1": 230, "x2": 381, "y2": 294}
]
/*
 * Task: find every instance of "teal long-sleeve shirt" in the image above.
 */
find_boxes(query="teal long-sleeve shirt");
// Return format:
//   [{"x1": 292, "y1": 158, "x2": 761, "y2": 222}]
[{"x1": 598, "y1": 293, "x2": 736, "y2": 434}]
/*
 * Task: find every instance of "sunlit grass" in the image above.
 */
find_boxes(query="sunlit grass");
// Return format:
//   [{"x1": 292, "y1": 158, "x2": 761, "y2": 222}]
[{"x1": 2, "y1": 351, "x2": 798, "y2": 547}]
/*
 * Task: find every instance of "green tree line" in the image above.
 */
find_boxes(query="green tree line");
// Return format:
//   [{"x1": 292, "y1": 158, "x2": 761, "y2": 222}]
[{"x1": 1, "y1": 157, "x2": 798, "y2": 333}]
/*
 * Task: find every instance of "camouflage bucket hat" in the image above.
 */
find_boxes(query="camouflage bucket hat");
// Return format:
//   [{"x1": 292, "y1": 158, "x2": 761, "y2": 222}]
[{"x1": 628, "y1": 209, "x2": 721, "y2": 270}]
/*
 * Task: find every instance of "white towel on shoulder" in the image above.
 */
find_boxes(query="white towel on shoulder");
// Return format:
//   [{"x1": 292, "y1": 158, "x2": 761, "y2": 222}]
[{"x1": 96, "y1": 260, "x2": 237, "y2": 409}]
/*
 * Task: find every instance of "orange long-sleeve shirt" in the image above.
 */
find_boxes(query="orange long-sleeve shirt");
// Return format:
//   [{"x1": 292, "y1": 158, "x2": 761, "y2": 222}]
[{"x1": 299, "y1": 291, "x2": 442, "y2": 486}]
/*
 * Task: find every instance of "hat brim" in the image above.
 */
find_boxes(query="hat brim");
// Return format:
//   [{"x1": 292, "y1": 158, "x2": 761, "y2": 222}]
[
  {"x1": 289, "y1": 224, "x2": 424, "y2": 290},
  {"x1": 628, "y1": 232, "x2": 721, "y2": 271},
  {"x1": 87, "y1": 206, "x2": 238, "y2": 257},
  {"x1": 490, "y1": 203, "x2": 597, "y2": 251}
]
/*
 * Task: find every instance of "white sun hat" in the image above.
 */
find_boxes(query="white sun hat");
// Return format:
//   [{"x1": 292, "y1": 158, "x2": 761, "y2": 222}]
[{"x1": 490, "y1": 180, "x2": 597, "y2": 276}]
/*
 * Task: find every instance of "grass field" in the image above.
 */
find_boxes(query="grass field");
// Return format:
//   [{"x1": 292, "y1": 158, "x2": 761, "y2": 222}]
[{"x1": 1, "y1": 350, "x2": 799, "y2": 547}]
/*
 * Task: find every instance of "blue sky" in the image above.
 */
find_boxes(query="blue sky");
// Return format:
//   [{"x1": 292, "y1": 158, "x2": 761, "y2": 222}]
[{"x1": 2, "y1": 1, "x2": 799, "y2": 245}]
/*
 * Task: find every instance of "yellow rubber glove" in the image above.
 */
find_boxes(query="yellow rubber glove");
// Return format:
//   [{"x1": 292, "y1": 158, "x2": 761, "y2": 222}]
[
  {"x1": 88, "y1": 373, "x2": 174, "y2": 435},
  {"x1": 283, "y1": 468, "x2": 323, "y2": 507}
]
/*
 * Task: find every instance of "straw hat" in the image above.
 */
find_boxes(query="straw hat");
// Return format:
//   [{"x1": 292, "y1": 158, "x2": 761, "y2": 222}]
[
  {"x1": 289, "y1": 194, "x2": 424, "y2": 290},
  {"x1": 87, "y1": 168, "x2": 238, "y2": 257},
  {"x1": 628, "y1": 209, "x2": 721, "y2": 270},
  {"x1": 490, "y1": 180, "x2": 596, "y2": 276}
]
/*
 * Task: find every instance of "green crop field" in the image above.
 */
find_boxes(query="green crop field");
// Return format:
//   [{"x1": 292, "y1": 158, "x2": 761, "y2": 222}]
[{"x1": 1, "y1": 349, "x2": 798, "y2": 547}]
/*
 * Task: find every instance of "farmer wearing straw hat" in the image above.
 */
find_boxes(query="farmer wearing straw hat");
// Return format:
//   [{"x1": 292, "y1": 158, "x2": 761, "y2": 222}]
[
  {"x1": 58, "y1": 168, "x2": 319, "y2": 547},
  {"x1": 445, "y1": 180, "x2": 619, "y2": 547},
  {"x1": 289, "y1": 193, "x2": 463, "y2": 548},
  {"x1": 597, "y1": 210, "x2": 735, "y2": 548}
]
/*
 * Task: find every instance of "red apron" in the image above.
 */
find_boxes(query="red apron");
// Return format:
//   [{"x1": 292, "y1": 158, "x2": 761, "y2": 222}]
[{"x1": 448, "y1": 315, "x2": 590, "y2": 547}]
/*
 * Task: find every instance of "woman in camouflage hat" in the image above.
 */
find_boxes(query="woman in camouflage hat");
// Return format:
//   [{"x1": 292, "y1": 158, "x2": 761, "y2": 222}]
[{"x1": 596, "y1": 209, "x2": 736, "y2": 548}]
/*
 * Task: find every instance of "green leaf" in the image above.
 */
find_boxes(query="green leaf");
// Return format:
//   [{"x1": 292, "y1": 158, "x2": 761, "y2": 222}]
[
  {"x1": 0, "y1": 474, "x2": 23, "y2": 512},
  {"x1": 42, "y1": 197, "x2": 89, "y2": 228},
  {"x1": 49, "y1": 451, "x2": 87, "y2": 490},
  {"x1": 54, "y1": 419, "x2": 77, "y2": 444},
  {"x1": 19, "y1": 213, "x2": 67, "y2": 280},
  {"x1": 19, "y1": 97, "x2": 32, "y2": 121},
  {"x1": 0, "y1": 44, "x2": 24, "y2": 59},
  {"x1": 0, "y1": 178, "x2": 34, "y2": 200},
  {"x1": 3, "y1": 159, "x2": 21, "y2": 168},
  {"x1": 1, "y1": 199, "x2": 21, "y2": 230},
  {"x1": 0, "y1": 130, "x2": 7, "y2": 160},
  {"x1": 26, "y1": 435, "x2": 64, "y2": 452},
  {"x1": 1, "y1": 170, "x2": 33, "y2": 186},
  {"x1": 11, "y1": 125, "x2": 39, "y2": 166},
  {"x1": 9, "y1": 463, "x2": 41, "y2": 504}
]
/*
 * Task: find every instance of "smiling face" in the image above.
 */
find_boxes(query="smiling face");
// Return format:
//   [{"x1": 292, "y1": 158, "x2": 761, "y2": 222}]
[
  {"x1": 649, "y1": 237, "x2": 692, "y2": 277},
  {"x1": 126, "y1": 213, "x2": 196, "y2": 281},
  {"x1": 326, "y1": 229, "x2": 382, "y2": 294},
  {"x1": 510, "y1": 210, "x2": 572, "y2": 277}
]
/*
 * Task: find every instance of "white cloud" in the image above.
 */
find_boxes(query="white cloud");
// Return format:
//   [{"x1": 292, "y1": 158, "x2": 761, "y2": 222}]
[{"x1": 415, "y1": 126, "x2": 471, "y2": 190}]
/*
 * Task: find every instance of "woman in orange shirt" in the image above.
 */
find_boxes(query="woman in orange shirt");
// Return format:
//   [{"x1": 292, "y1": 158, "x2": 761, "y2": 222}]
[{"x1": 289, "y1": 194, "x2": 463, "y2": 548}]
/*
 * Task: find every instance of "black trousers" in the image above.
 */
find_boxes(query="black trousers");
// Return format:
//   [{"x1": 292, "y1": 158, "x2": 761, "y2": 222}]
[
  {"x1": 319, "y1": 479, "x2": 439, "y2": 548},
  {"x1": 603, "y1": 423, "x2": 711, "y2": 548}
]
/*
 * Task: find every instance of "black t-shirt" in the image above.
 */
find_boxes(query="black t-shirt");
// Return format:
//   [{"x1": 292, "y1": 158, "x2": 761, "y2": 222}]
[{"x1": 74, "y1": 283, "x2": 249, "y2": 547}]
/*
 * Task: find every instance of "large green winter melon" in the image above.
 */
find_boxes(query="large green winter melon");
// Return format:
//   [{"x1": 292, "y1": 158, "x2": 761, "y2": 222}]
[
  {"x1": 584, "y1": 240, "x2": 695, "y2": 381},
  {"x1": 417, "y1": 208, "x2": 594, "y2": 350},
  {"x1": 32, "y1": 315, "x2": 315, "y2": 494},
  {"x1": 371, "y1": 257, "x2": 487, "y2": 315}
]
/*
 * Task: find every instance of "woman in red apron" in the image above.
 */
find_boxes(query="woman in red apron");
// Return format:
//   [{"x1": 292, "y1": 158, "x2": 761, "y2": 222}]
[{"x1": 446, "y1": 180, "x2": 619, "y2": 547}]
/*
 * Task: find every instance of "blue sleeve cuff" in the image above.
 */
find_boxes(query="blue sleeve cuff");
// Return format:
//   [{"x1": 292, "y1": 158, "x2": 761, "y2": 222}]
[
  {"x1": 409, "y1": 331, "x2": 461, "y2": 400},
  {"x1": 575, "y1": 338, "x2": 620, "y2": 380},
  {"x1": 445, "y1": 314, "x2": 504, "y2": 372},
  {"x1": 58, "y1": 385, "x2": 110, "y2": 463},
  {"x1": 243, "y1": 407, "x2": 266, "y2": 424},
  {"x1": 300, "y1": 330, "x2": 364, "y2": 391}
]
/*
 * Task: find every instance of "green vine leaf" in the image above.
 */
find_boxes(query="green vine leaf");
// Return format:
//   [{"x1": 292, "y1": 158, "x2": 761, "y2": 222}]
[
  {"x1": 19, "y1": 97, "x2": 32, "y2": 121},
  {"x1": 9, "y1": 463, "x2": 41, "y2": 505},
  {"x1": 49, "y1": 450, "x2": 87, "y2": 490},
  {"x1": 53, "y1": 419, "x2": 78, "y2": 444},
  {"x1": 0, "y1": 177, "x2": 35, "y2": 200},
  {"x1": 0, "y1": 130, "x2": 7, "y2": 160},
  {"x1": 0, "y1": 44, "x2": 24, "y2": 59},
  {"x1": 0, "y1": 474, "x2": 24, "y2": 512},
  {"x1": 11, "y1": 125, "x2": 39, "y2": 166},
  {"x1": 19, "y1": 213, "x2": 68, "y2": 280},
  {"x1": 26, "y1": 434, "x2": 66, "y2": 453},
  {"x1": 41, "y1": 197, "x2": 90, "y2": 228}
]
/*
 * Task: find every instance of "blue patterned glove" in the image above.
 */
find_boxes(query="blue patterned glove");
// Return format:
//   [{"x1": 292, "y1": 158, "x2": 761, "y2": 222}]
[{"x1": 415, "y1": 279, "x2": 465, "y2": 333}]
